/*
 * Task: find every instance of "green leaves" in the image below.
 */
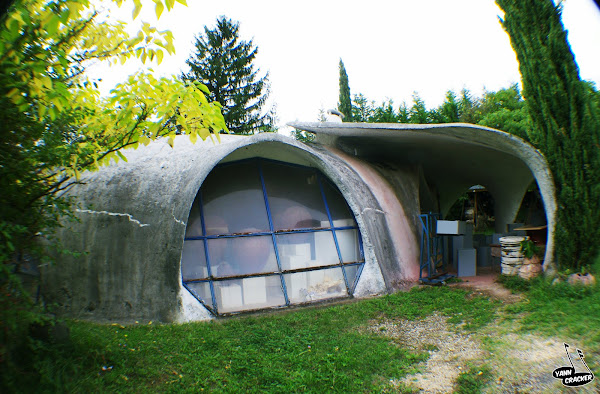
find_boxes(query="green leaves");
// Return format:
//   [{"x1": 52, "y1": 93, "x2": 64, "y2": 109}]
[
  {"x1": 132, "y1": 0, "x2": 142, "y2": 19},
  {"x1": 154, "y1": 0, "x2": 164, "y2": 19},
  {"x1": 0, "y1": 0, "x2": 227, "y2": 330},
  {"x1": 73, "y1": 71, "x2": 226, "y2": 170},
  {"x1": 497, "y1": 0, "x2": 600, "y2": 270},
  {"x1": 155, "y1": 49, "x2": 164, "y2": 64}
]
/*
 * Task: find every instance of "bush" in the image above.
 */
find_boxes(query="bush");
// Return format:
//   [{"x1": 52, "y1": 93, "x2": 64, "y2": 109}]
[{"x1": 496, "y1": 274, "x2": 535, "y2": 293}]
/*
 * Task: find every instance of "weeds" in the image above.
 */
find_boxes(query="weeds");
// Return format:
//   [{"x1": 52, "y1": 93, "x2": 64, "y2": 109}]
[{"x1": 454, "y1": 365, "x2": 491, "y2": 394}]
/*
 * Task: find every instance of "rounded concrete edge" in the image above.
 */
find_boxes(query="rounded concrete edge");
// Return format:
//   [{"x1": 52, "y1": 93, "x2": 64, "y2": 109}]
[
  {"x1": 167, "y1": 133, "x2": 388, "y2": 321},
  {"x1": 289, "y1": 122, "x2": 558, "y2": 274}
]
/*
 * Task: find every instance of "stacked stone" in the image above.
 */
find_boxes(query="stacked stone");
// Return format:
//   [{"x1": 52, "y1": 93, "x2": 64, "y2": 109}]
[
  {"x1": 499, "y1": 236, "x2": 529, "y2": 276},
  {"x1": 519, "y1": 257, "x2": 542, "y2": 279}
]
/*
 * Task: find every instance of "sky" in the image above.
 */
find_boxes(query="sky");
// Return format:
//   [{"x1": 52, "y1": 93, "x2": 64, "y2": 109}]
[{"x1": 88, "y1": 0, "x2": 600, "y2": 131}]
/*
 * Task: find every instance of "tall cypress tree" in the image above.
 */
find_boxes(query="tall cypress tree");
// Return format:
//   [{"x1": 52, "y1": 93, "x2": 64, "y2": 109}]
[
  {"x1": 337, "y1": 59, "x2": 352, "y2": 122},
  {"x1": 183, "y1": 17, "x2": 273, "y2": 135},
  {"x1": 496, "y1": 0, "x2": 600, "y2": 270}
]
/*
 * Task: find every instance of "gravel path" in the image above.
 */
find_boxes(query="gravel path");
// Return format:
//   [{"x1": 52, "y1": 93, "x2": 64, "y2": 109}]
[
  {"x1": 365, "y1": 280, "x2": 599, "y2": 393},
  {"x1": 369, "y1": 313, "x2": 484, "y2": 393}
]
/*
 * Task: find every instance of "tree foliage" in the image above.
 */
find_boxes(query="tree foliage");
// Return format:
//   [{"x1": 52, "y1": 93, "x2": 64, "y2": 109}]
[
  {"x1": 477, "y1": 84, "x2": 531, "y2": 140},
  {"x1": 347, "y1": 85, "x2": 531, "y2": 138},
  {"x1": 183, "y1": 16, "x2": 274, "y2": 134},
  {"x1": 337, "y1": 59, "x2": 352, "y2": 121},
  {"x1": 430, "y1": 91, "x2": 460, "y2": 123},
  {"x1": 496, "y1": 0, "x2": 600, "y2": 270},
  {"x1": 351, "y1": 93, "x2": 374, "y2": 122},
  {"x1": 0, "y1": 0, "x2": 226, "y2": 365},
  {"x1": 408, "y1": 93, "x2": 430, "y2": 124}
]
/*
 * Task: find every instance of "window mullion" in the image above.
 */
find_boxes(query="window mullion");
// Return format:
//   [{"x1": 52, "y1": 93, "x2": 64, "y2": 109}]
[
  {"x1": 199, "y1": 191, "x2": 219, "y2": 313},
  {"x1": 257, "y1": 161, "x2": 290, "y2": 306},
  {"x1": 317, "y1": 174, "x2": 351, "y2": 293}
]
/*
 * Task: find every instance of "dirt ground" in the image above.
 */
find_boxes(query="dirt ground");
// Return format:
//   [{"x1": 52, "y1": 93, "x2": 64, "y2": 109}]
[{"x1": 368, "y1": 273, "x2": 599, "y2": 393}]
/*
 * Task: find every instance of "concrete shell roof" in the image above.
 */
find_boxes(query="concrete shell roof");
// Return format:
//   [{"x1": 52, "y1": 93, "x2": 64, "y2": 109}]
[
  {"x1": 44, "y1": 123, "x2": 557, "y2": 323},
  {"x1": 290, "y1": 122, "x2": 557, "y2": 269},
  {"x1": 45, "y1": 132, "x2": 393, "y2": 322}
]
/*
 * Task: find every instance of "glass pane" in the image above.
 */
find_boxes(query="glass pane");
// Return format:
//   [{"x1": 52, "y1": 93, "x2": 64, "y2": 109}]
[
  {"x1": 214, "y1": 276, "x2": 286, "y2": 313},
  {"x1": 262, "y1": 162, "x2": 330, "y2": 231},
  {"x1": 336, "y1": 229, "x2": 362, "y2": 263},
  {"x1": 185, "y1": 281, "x2": 213, "y2": 309},
  {"x1": 284, "y1": 267, "x2": 348, "y2": 304},
  {"x1": 277, "y1": 232, "x2": 339, "y2": 271},
  {"x1": 208, "y1": 235, "x2": 278, "y2": 277},
  {"x1": 201, "y1": 164, "x2": 270, "y2": 235},
  {"x1": 181, "y1": 240, "x2": 208, "y2": 280},
  {"x1": 322, "y1": 179, "x2": 356, "y2": 227},
  {"x1": 185, "y1": 193, "x2": 204, "y2": 238},
  {"x1": 343, "y1": 264, "x2": 361, "y2": 291}
]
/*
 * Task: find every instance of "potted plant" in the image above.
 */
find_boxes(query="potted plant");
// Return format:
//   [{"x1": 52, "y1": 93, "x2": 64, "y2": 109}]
[
  {"x1": 519, "y1": 239, "x2": 542, "y2": 279},
  {"x1": 520, "y1": 239, "x2": 540, "y2": 260}
]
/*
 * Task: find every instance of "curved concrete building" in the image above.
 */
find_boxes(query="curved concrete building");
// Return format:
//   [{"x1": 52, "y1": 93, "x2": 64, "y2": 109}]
[
  {"x1": 42, "y1": 123, "x2": 555, "y2": 323},
  {"x1": 292, "y1": 122, "x2": 556, "y2": 269}
]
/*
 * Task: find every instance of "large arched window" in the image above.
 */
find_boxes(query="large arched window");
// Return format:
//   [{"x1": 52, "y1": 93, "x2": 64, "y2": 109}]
[{"x1": 182, "y1": 158, "x2": 364, "y2": 315}]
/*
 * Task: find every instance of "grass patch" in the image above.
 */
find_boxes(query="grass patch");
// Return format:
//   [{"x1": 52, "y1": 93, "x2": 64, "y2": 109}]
[
  {"x1": 422, "y1": 343, "x2": 439, "y2": 352},
  {"x1": 454, "y1": 365, "x2": 491, "y2": 394},
  {"x1": 496, "y1": 274, "x2": 533, "y2": 293},
  {"x1": 500, "y1": 274, "x2": 600, "y2": 349},
  {"x1": 1, "y1": 286, "x2": 497, "y2": 392}
]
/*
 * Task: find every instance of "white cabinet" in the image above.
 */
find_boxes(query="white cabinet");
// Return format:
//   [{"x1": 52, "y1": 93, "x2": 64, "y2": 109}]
[{"x1": 436, "y1": 220, "x2": 468, "y2": 235}]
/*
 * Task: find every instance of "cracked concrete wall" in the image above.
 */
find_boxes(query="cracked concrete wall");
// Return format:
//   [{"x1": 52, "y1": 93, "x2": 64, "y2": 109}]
[
  {"x1": 44, "y1": 122, "x2": 552, "y2": 323},
  {"x1": 42, "y1": 133, "x2": 390, "y2": 323}
]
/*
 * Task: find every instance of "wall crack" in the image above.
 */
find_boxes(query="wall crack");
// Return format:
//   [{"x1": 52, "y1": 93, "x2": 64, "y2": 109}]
[
  {"x1": 172, "y1": 208, "x2": 186, "y2": 226},
  {"x1": 76, "y1": 209, "x2": 150, "y2": 227},
  {"x1": 361, "y1": 207, "x2": 386, "y2": 216}
]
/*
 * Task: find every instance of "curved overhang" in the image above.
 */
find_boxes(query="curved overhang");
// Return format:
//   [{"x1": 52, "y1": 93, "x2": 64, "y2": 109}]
[{"x1": 289, "y1": 122, "x2": 557, "y2": 272}]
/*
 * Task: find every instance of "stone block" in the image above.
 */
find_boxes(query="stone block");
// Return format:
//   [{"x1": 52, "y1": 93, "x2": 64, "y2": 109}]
[
  {"x1": 458, "y1": 248, "x2": 477, "y2": 277},
  {"x1": 452, "y1": 235, "x2": 474, "y2": 268},
  {"x1": 477, "y1": 246, "x2": 491, "y2": 267}
]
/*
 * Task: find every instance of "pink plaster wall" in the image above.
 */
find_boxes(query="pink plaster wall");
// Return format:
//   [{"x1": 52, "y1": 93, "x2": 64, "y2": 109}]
[{"x1": 326, "y1": 147, "x2": 421, "y2": 282}]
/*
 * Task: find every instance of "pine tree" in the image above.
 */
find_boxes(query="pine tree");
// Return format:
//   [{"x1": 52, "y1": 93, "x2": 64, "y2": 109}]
[
  {"x1": 430, "y1": 91, "x2": 460, "y2": 123},
  {"x1": 408, "y1": 93, "x2": 429, "y2": 124},
  {"x1": 371, "y1": 99, "x2": 399, "y2": 123},
  {"x1": 497, "y1": 0, "x2": 600, "y2": 270},
  {"x1": 398, "y1": 103, "x2": 410, "y2": 123},
  {"x1": 337, "y1": 59, "x2": 353, "y2": 122},
  {"x1": 351, "y1": 93, "x2": 374, "y2": 122},
  {"x1": 183, "y1": 17, "x2": 273, "y2": 134},
  {"x1": 457, "y1": 89, "x2": 480, "y2": 124}
]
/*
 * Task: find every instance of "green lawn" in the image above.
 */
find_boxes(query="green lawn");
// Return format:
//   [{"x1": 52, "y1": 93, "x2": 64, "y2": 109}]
[
  {"x1": 3, "y1": 272, "x2": 600, "y2": 393},
  {"x1": 2, "y1": 287, "x2": 498, "y2": 393}
]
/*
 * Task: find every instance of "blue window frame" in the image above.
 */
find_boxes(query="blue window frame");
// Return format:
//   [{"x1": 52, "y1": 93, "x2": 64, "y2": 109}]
[{"x1": 182, "y1": 158, "x2": 364, "y2": 315}]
